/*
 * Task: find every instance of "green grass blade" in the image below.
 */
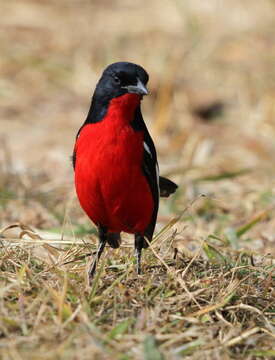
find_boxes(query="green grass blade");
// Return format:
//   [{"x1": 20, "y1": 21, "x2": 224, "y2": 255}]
[
  {"x1": 144, "y1": 335, "x2": 164, "y2": 360},
  {"x1": 236, "y1": 211, "x2": 267, "y2": 237}
]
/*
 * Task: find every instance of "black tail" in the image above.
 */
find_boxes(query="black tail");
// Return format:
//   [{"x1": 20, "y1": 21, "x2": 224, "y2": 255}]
[
  {"x1": 107, "y1": 232, "x2": 121, "y2": 248},
  {"x1": 159, "y1": 176, "x2": 178, "y2": 197}
]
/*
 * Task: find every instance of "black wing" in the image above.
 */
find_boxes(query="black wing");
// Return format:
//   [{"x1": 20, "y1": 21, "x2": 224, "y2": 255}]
[
  {"x1": 131, "y1": 107, "x2": 159, "y2": 243},
  {"x1": 72, "y1": 124, "x2": 85, "y2": 170},
  {"x1": 72, "y1": 151, "x2": 76, "y2": 169}
]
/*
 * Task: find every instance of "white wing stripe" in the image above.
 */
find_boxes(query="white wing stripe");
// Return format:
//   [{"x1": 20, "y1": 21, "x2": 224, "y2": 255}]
[
  {"x1": 143, "y1": 142, "x2": 152, "y2": 157},
  {"x1": 143, "y1": 141, "x2": 160, "y2": 198},
  {"x1": 156, "y1": 162, "x2": 160, "y2": 197}
]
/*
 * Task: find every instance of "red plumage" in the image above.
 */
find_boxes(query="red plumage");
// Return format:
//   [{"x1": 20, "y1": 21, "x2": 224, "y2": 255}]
[
  {"x1": 74, "y1": 93, "x2": 154, "y2": 234},
  {"x1": 73, "y1": 62, "x2": 177, "y2": 279}
]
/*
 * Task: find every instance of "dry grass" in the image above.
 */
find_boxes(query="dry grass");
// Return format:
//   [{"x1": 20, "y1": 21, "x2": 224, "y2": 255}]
[
  {"x1": 0, "y1": 0, "x2": 275, "y2": 359},
  {"x1": 0, "y1": 222, "x2": 274, "y2": 359}
]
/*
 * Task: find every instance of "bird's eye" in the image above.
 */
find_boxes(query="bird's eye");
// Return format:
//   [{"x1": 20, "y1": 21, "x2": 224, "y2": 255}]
[{"x1": 113, "y1": 75, "x2": 120, "y2": 84}]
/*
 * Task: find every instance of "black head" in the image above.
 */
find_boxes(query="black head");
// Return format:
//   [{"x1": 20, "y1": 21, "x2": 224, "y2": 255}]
[
  {"x1": 84, "y1": 62, "x2": 149, "y2": 125},
  {"x1": 94, "y1": 62, "x2": 149, "y2": 100}
]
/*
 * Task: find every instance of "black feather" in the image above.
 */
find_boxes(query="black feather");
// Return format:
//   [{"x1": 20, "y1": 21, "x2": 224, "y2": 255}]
[
  {"x1": 131, "y1": 106, "x2": 159, "y2": 244},
  {"x1": 159, "y1": 176, "x2": 178, "y2": 197}
]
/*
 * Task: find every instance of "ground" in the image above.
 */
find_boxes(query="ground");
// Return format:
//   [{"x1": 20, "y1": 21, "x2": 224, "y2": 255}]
[{"x1": 0, "y1": 0, "x2": 274, "y2": 359}]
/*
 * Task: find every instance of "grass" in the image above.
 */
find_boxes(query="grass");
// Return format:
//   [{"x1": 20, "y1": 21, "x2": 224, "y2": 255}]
[
  {"x1": 0, "y1": 223, "x2": 274, "y2": 359},
  {"x1": 1, "y1": 0, "x2": 275, "y2": 358}
]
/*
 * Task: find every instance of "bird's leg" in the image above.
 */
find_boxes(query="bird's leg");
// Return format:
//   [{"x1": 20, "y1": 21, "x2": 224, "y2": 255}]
[
  {"x1": 134, "y1": 234, "x2": 144, "y2": 275},
  {"x1": 88, "y1": 226, "x2": 107, "y2": 280}
]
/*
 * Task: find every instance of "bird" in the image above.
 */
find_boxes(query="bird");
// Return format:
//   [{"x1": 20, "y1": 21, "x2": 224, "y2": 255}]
[{"x1": 73, "y1": 62, "x2": 177, "y2": 279}]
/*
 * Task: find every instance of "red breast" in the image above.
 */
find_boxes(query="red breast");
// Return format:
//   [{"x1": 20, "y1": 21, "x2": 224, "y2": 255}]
[{"x1": 74, "y1": 93, "x2": 154, "y2": 234}]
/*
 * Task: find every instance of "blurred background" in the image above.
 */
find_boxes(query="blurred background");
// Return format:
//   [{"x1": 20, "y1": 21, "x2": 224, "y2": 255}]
[{"x1": 1, "y1": 0, "x2": 275, "y2": 255}]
